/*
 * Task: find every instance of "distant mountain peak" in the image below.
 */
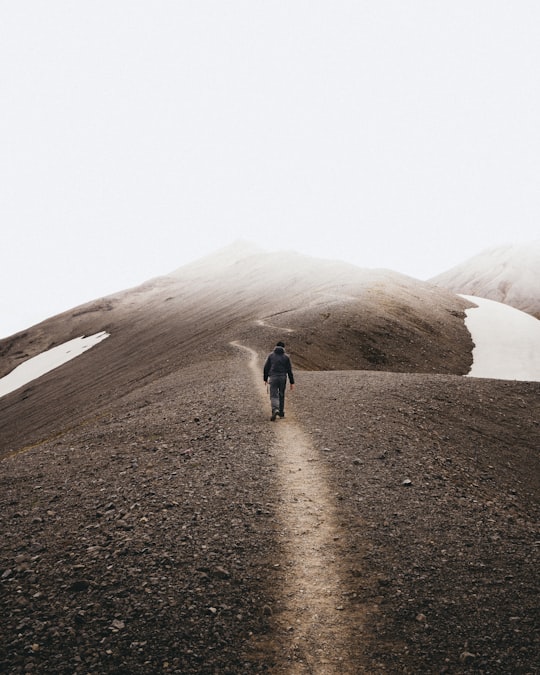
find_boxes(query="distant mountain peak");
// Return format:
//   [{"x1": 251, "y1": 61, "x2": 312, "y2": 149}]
[
  {"x1": 169, "y1": 240, "x2": 264, "y2": 277},
  {"x1": 211, "y1": 240, "x2": 265, "y2": 261},
  {"x1": 431, "y1": 241, "x2": 540, "y2": 319}
]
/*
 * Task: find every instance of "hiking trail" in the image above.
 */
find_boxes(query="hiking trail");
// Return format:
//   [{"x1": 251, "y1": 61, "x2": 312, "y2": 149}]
[{"x1": 232, "y1": 342, "x2": 365, "y2": 673}]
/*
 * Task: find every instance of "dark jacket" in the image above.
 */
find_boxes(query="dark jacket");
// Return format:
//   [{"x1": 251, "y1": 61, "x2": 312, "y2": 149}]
[{"x1": 263, "y1": 346, "x2": 295, "y2": 384}]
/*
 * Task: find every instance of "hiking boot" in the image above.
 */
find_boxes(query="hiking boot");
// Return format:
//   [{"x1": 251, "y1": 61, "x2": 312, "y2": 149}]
[
  {"x1": 278, "y1": 412, "x2": 285, "y2": 418},
  {"x1": 270, "y1": 410, "x2": 278, "y2": 421}
]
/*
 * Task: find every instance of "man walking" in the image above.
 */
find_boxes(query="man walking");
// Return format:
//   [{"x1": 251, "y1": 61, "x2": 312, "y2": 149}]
[{"x1": 263, "y1": 341, "x2": 295, "y2": 421}]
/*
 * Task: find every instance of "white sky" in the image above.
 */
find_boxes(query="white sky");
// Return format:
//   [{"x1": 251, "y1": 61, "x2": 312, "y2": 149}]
[{"x1": 1, "y1": 1, "x2": 539, "y2": 339}]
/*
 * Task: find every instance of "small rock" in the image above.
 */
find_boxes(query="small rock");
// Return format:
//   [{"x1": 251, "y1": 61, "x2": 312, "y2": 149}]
[
  {"x1": 74, "y1": 612, "x2": 86, "y2": 625},
  {"x1": 416, "y1": 613, "x2": 427, "y2": 622},
  {"x1": 213, "y1": 566, "x2": 231, "y2": 579},
  {"x1": 116, "y1": 520, "x2": 133, "y2": 530},
  {"x1": 69, "y1": 579, "x2": 90, "y2": 592},
  {"x1": 460, "y1": 651, "x2": 476, "y2": 663},
  {"x1": 402, "y1": 479, "x2": 412, "y2": 486}
]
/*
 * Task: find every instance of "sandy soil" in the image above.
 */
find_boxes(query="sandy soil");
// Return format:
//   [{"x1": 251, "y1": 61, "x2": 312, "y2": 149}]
[{"x1": 1, "y1": 343, "x2": 538, "y2": 673}]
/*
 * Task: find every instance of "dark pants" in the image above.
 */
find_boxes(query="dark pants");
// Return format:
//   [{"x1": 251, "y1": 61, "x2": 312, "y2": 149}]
[{"x1": 269, "y1": 375, "x2": 286, "y2": 414}]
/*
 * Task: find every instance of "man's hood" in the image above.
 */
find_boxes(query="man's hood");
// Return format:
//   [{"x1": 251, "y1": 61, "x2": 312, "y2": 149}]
[{"x1": 274, "y1": 346, "x2": 285, "y2": 355}]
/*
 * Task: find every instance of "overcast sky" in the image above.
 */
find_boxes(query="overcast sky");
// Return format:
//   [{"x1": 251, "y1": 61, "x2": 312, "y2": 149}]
[{"x1": 1, "y1": 1, "x2": 539, "y2": 338}]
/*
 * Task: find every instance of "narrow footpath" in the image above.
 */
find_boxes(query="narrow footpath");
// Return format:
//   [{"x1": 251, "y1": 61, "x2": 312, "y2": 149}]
[{"x1": 232, "y1": 342, "x2": 366, "y2": 673}]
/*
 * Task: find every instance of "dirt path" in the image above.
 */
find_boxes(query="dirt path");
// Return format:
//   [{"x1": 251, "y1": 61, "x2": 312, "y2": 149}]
[
  {"x1": 232, "y1": 342, "x2": 365, "y2": 673},
  {"x1": 255, "y1": 319, "x2": 296, "y2": 333}
]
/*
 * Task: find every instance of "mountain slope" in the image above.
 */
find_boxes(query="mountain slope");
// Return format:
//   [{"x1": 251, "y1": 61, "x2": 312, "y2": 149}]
[
  {"x1": 0, "y1": 334, "x2": 538, "y2": 673},
  {"x1": 0, "y1": 244, "x2": 472, "y2": 455},
  {"x1": 0, "y1": 244, "x2": 539, "y2": 673},
  {"x1": 431, "y1": 241, "x2": 540, "y2": 318}
]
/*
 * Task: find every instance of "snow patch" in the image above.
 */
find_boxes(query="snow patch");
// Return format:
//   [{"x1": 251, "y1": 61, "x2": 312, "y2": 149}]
[
  {"x1": 461, "y1": 295, "x2": 540, "y2": 382},
  {"x1": 0, "y1": 332, "x2": 110, "y2": 398}
]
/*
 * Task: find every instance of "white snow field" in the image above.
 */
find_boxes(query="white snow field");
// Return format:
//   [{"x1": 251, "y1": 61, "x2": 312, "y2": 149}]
[
  {"x1": 0, "y1": 332, "x2": 110, "y2": 398},
  {"x1": 461, "y1": 295, "x2": 540, "y2": 382}
]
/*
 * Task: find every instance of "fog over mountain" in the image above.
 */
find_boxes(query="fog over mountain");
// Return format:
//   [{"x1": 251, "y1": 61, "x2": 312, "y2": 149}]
[
  {"x1": 431, "y1": 241, "x2": 540, "y2": 319},
  {"x1": 0, "y1": 244, "x2": 538, "y2": 673}
]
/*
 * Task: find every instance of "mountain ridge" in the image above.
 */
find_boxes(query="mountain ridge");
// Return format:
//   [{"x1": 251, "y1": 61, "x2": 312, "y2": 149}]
[
  {"x1": 431, "y1": 240, "x2": 540, "y2": 318},
  {"x1": 0, "y1": 246, "x2": 473, "y2": 454}
]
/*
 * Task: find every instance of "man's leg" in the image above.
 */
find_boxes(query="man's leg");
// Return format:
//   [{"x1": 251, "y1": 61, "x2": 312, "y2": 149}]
[
  {"x1": 278, "y1": 378, "x2": 286, "y2": 417},
  {"x1": 269, "y1": 377, "x2": 281, "y2": 420}
]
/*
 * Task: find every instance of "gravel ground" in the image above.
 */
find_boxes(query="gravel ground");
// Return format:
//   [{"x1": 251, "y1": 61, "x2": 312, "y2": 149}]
[
  {"x1": 1, "y1": 347, "x2": 539, "y2": 673},
  {"x1": 0, "y1": 353, "x2": 283, "y2": 674},
  {"x1": 293, "y1": 370, "x2": 539, "y2": 673}
]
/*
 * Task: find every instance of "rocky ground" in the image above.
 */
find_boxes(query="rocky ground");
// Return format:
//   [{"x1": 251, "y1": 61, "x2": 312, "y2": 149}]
[
  {"x1": 1, "y1": 344, "x2": 538, "y2": 673},
  {"x1": 294, "y1": 370, "x2": 539, "y2": 673}
]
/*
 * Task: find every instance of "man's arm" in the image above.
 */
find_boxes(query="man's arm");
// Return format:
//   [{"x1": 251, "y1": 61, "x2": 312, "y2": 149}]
[
  {"x1": 287, "y1": 357, "x2": 295, "y2": 386},
  {"x1": 263, "y1": 355, "x2": 271, "y2": 382}
]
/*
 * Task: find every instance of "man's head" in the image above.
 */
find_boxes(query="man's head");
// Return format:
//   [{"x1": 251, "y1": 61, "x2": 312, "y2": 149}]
[{"x1": 276, "y1": 341, "x2": 285, "y2": 348}]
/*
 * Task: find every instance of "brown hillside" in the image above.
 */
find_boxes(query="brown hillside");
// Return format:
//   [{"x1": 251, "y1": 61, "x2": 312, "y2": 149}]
[{"x1": 0, "y1": 249, "x2": 472, "y2": 456}]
